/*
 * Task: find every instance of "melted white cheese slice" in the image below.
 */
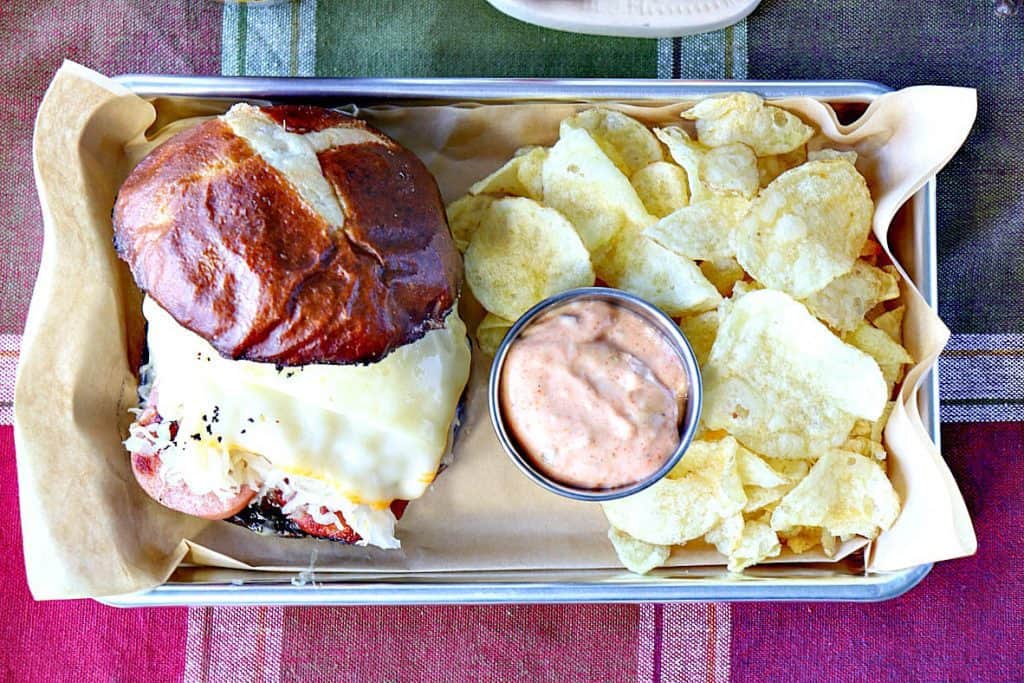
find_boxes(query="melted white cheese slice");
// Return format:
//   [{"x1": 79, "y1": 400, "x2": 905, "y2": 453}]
[{"x1": 140, "y1": 296, "x2": 470, "y2": 547}]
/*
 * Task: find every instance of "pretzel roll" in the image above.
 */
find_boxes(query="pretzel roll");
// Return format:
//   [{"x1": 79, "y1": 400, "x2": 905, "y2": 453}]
[{"x1": 113, "y1": 103, "x2": 460, "y2": 366}]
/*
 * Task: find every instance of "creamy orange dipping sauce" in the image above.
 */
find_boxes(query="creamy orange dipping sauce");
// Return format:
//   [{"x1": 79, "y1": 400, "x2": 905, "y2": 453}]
[{"x1": 499, "y1": 300, "x2": 688, "y2": 489}]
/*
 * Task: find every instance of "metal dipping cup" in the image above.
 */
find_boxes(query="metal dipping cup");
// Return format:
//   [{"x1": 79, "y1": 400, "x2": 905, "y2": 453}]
[{"x1": 488, "y1": 287, "x2": 703, "y2": 502}]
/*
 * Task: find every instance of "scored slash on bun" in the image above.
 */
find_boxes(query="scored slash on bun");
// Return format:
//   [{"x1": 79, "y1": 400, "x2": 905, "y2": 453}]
[{"x1": 113, "y1": 103, "x2": 461, "y2": 366}]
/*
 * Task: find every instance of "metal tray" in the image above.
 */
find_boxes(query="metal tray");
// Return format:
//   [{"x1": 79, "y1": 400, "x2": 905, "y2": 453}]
[{"x1": 103, "y1": 76, "x2": 939, "y2": 606}]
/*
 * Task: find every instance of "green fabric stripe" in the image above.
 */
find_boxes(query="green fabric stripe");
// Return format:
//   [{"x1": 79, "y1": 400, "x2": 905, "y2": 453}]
[
  {"x1": 657, "y1": 38, "x2": 672, "y2": 78},
  {"x1": 676, "y1": 29, "x2": 728, "y2": 78},
  {"x1": 731, "y1": 19, "x2": 748, "y2": 78},
  {"x1": 245, "y1": 1, "x2": 298, "y2": 76},
  {"x1": 290, "y1": 0, "x2": 301, "y2": 76},
  {"x1": 724, "y1": 26, "x2": 734, "y2": 78},
  {"x1": 220, "y1": 4, "x2": 236, "y2": 75},
  {"x1": 313, "y1": 0, "x2": 657, "y2": 78},
  {"x1": 656, "y1": 21, "x2": 749, "y2": 80},
  {"x1": 237, "y1": 3, "x2": 247, "y2": 76},
  {"x1": 295, "y1": 0, "x2": 317, "y2": 76}
]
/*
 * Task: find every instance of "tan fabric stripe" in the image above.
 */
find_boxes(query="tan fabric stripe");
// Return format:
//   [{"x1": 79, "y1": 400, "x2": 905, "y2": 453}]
[
  {"x1": 184, "y1": 607, "x2": 211, "y2": 683},
  {"x1": 636, "y1": 603, "x2": 730, "y2": 683},
  {"x1": 0, "y1": 334, "x2": 20, "y2": 426},
  {"x1": 636, "y1": 603, "x2": 658, "y2": 682},
  {"x1": 659, "y1": 603, "x2": 731, "y2": 683},
  {"x1": 185, "y1": 606, "x2": 283, "y2": 683}
]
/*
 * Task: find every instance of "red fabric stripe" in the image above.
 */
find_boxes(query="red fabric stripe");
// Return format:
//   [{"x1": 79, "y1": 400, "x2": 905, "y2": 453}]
[
  {"x1": 0, "y1": 0, "x2": 223, "y2": 335},
  {"x1": 731, "y1": 422, "x2": 1024, "y2": 681},
  {"x1": 0, "y1": 425, "x2": 189, "y2": 680}
]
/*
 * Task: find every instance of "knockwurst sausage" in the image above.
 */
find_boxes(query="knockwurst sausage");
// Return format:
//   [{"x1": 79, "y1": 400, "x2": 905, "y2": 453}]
[
  {"x1": 128, "y1": 398, "x2": 256, "y2": 520},
  {"x1": 131, "y1": 451, "x2": 256, "y2": 521}
]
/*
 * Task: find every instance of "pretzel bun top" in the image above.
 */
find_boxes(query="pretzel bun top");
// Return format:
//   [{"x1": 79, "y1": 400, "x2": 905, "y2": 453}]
[{"x1": 113, "y1": 103, "x2": 460, "y2": 366}]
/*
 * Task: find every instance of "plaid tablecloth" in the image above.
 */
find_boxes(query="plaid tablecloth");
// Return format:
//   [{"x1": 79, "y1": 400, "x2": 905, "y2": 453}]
[{"x1": 2, "y1": 1, "x2": 1022, "y2": 680}]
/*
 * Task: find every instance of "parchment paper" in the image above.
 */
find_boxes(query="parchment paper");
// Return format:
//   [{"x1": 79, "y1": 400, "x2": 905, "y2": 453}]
[{"x1": 16, "y1": 61, "x2": 977, "y2": 599}]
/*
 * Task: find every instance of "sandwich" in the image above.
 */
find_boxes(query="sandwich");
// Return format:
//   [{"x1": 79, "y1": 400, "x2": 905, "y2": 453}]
[{"x1": 113, "y1": 103, "x2": 471, "y2": 548}]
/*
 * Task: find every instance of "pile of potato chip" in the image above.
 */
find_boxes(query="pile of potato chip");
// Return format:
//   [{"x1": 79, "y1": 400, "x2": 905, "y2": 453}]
[{"x1": 447, "y1": 94, "x2": 912, "y2": 574}]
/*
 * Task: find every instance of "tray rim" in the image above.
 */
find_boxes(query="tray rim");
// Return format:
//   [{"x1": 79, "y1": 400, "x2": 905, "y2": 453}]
[
  {"x1": 114, "y1": 74, "x2": 896, "y2": 102},
  {"x1": 102, "y1": 563, "x2": 931, "y2": 606},
  {"x1": 101, "y1": 75, "x2": 938, "y2": 606}
]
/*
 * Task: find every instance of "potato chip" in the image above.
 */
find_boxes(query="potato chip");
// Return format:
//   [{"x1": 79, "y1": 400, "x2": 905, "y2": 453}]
[
  {"x1": 445, "y1": 194, "x2": 493, "y2": 252},
  {"x1": 737, "y1": 447, "x2": 788, "y2": 489},
  {"x1": 464, "y1": 197, "x2": 594, "y2": 320},
  {"x1": 851, "y1": 404, "x2": 894, "y2": 443},
  {"x1": 802, "y1": 260, "x2": 901, "y2": 332},
  {"x1": 698, "y1": 427, "x2": 730, "y2": 442},
  {"x1": 770, "y1": 449, "x2": 900, "y2": 539},
  {"x1": 779, "y1": 526, "x2": 823, "y2": 554},
  {"x1": 740, "y1": 453, "x2": 806, "y2": 514},
  {"x1": 469, "y1": 146, "x2": 547, "y2": 200},
  {"x1": 599, "y1": 232, "x2": 721, "y2": 317},
  {"x1": 602, "y1": 437, "x2": 745, "y2": 545},
  {"x1": 729, "y1": 280, "x2": 763, "y2": 299},
  {"x1": 701, "y1": 143, "x2": 759, "y2": 198},
  {"x1": 631, "y1": 161, "x2": 690, "y2": 218},
  {"x1": 682, "y1": 93, "x2": 814, "y2": 155},
  {"x1": 726, "y1": 517, "x2": 782, "y2": 572},
  {"x1": 607, "y1": 527, "x2": 671, "y2": 575},
  {"x1": 678, "y1": 309, "x2": 718, "y2": 367},
  {"x1": 745, "y1": 466, "x2": 806, "y2": 516},
  {"x1": 543, "y1": 127, "x2": 653, "y2": 253},
  {"x1": 734, "y1": 160, "x2": 874, "y2": 298},
  {"x1": 872, "y1": 402, "x2": 895, "y2": 443},
  {"x1": 850, "y1": 419, "x2": 872, "y2": 439},
  {"x1": 643, "y1": 195, "x2": 750, "y2": 262},
  {"x1": 782, "y1": 527, "x2": 843, "y2": 556},
  {"x1": 743, "y1": 485, "x2": 789, "y2": 514},
  {"x1": 808, "y1": 147, "x2": 858, "y2": 165},
  {"x1": 757, "y1": 147, "x2": 807, "y2": 187},
  {"x1": 653, "y1": 126, "x2": 707, "y2": 202},
  {"x1": 860, "y1": 236, "x2": 883, "y2": 259},
  {"x1": 846, "y1": 322, "x2": 914, "y2": 366},
  {"x1": 880, "y1": 363, "x2": 905, "y2": 396},
  {"x1": 872, "y1": 305, "x2": 906, "y2": 343},
  {"x1": 820, "y1": 532, "x2": 840, "y2": 558},
  {"x1": 475, "y1": 313, "x2": 513, "y2": 357},
  {"x1": 706, "y1": 513, "x2": 744, "y2": 556},
  {"x1": 562, "y1": 108, "x2": 664, "y2": 177},
  {"x1": 864, "y1": 302, "x2": 887, "y2": 320},
  {"x1": 763, "y1": 457, "x2": 812, "y2": 481},
  {"x1": 699, "y1": 257, "x2": 746, "y2": 296},
  {"x1": 654, "y1": 127, "x2": 758, "y2": 201},
  {"x1": 841, "y1": 436, "x2": 887, "y2": 461},
  {"x1": 702, "y1": 290, "x2": 887, "y2": 460}
]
